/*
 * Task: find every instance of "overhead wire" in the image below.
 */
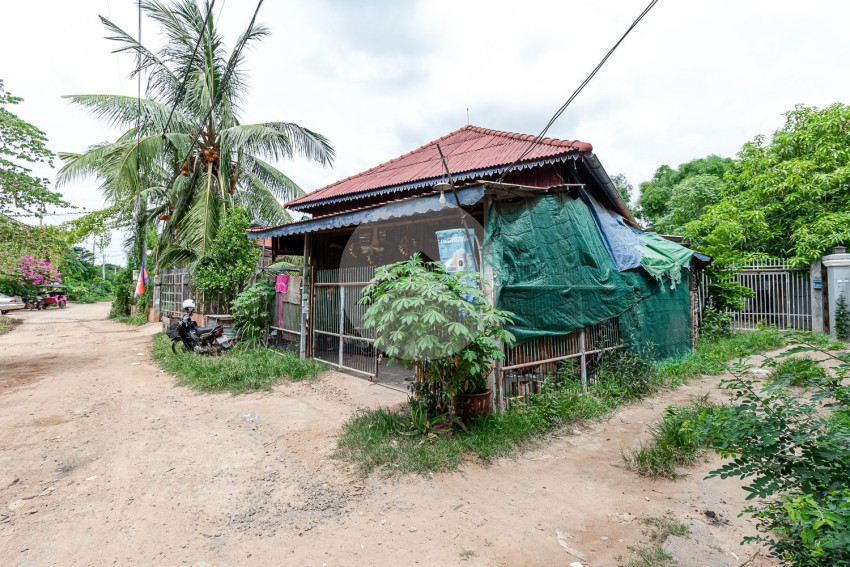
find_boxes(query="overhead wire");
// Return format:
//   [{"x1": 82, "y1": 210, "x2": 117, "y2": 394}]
[{"x1": 497, "y1": 0, "x2": 659, "y2": 182}]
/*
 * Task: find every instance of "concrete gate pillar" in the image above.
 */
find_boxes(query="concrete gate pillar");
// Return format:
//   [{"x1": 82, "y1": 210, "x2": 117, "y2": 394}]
[{"x1": 822, "y1": 246, "x2": 850, "y2": 338}]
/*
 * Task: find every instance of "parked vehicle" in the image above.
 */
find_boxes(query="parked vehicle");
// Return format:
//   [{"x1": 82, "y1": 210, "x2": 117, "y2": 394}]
[
  {"x1": 0, "y1": 293, "x2": 25, "y2": 314},
  {"x1": 37, "y1": 284, "x2": 68, "y2": 309},
  {"x1": 169, "y1": 299, "x2": 235, "y2": 355}
]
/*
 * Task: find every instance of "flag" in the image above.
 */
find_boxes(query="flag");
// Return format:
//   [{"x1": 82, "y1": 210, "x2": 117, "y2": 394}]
[{"x1": 135, "y1": 264, "x2": 150, "y2": 297}]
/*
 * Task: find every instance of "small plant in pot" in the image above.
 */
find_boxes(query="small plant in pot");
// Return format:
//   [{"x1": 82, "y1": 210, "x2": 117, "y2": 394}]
[{"x1": 360, "y1": 254, "x2": 514, "y2": 422}]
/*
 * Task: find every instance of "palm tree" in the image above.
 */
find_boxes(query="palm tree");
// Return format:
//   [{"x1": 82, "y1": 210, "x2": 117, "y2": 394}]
[{"x1": 57, "y1": 0, "x2": 333, "y2": 268}]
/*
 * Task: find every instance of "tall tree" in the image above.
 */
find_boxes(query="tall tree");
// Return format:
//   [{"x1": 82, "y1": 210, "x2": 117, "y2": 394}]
[
  {"x1": 686, "y1": 103, "x2": 850, "y2": 267},
  {"x1": 0, "y1": 80, "x2": 71, "y2": 216},
  {"x1": 637, "y1": 155, "x2": 732, "y2": 228},
  {"x1": 57, "y1": 0, "x2": 334, "y2": 269},
  {"x1": 610, "y1": 173, "x2": 638, "y2": 218}
]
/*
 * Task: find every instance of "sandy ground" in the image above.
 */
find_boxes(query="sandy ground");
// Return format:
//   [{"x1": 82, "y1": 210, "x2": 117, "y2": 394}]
[{"x1": 0, "y1": 303, "x2": 779, "y2": 566}]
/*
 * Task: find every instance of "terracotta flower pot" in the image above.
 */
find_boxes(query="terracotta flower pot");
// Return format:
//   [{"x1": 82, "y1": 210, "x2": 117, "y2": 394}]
[{"x1": 453, "y1": 389, "x2": 492, "y2": 419}]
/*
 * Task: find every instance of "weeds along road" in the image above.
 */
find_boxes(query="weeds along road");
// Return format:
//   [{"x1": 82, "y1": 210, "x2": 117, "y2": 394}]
[{"x1": 0, "y1": 303, "x2": 776, "y2": 566}]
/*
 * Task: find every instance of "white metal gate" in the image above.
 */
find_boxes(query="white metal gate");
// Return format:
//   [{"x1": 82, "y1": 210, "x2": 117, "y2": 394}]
[
  {"x1": 706, "y1": 260, "x2": 812, "y2": 330},
  {"x1": 311, "y1": 267, "x2": 379, "y2": 377}
]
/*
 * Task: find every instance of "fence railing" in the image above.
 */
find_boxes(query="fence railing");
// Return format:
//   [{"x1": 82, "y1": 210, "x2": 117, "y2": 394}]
[{"x1": 701, "y1": 260, "x2": 812, "y2": 330}]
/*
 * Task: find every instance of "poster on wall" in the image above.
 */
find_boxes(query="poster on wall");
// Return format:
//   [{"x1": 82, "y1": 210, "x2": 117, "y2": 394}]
[{"x1": 436, "y1": 229, "x2": 477, "y2": 274}]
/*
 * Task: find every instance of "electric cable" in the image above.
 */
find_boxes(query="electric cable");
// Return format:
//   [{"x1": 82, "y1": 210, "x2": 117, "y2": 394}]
[{"x1": 497, "y1": 0, "x2": 659, "y2": 182}]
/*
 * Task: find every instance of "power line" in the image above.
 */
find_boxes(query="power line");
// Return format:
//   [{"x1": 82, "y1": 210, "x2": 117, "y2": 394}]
[
  {"x1": 497, "y1": 0, "x2": 659, "y2": 182},
  {"x1": 167, "y1": 0, "x2": 265, "y2": 191},
  {"x1": 161, "y1": 0, "x2": 217, "y2": 137}
]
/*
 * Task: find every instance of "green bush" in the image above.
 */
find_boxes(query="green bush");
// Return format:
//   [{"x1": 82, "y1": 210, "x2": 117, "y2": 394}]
[
  {"x1": 231, "y1": 279, "x2": 275, "y2": 347},
  {"x1": 191, "y1": 207, "x2": 260, "y2": 311},
  {"x1": 109, "y1": 268, "x2": 133, "y2": 319},
  {"x1": 0, "y1": 316, "x2": 12, "y2": 335},
  {"x1": 700, "y1": 306, "x2": 733, "y2": 339},
  {"x1": 696, "y1": 348, "x2": 850, "y2": 565}
]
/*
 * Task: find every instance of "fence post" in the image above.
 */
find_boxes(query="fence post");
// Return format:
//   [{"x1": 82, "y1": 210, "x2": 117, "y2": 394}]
[
  {"x1": 811, "y1": 259, "x2": 825, "y2": 333},
  {"x1": 579, "y1": 327, "x2": 588, "y2": 393},
  {"x1": 299, "y1": 235, "x2": 311, "y2": 360}
]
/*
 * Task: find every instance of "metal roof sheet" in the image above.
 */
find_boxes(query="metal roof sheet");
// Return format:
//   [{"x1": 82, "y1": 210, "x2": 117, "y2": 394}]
[
  {"x1": 286, "y1": 125, "x2": 591, "y2": 211},
  {"x1": 251, "y1": 186, "x2": 485, "y2": 239}
]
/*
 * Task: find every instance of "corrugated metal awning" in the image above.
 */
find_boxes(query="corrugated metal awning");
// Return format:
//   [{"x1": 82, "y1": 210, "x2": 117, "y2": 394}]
[{"x1": 250, "y1": 185, "x2": 485, "y2": 240}]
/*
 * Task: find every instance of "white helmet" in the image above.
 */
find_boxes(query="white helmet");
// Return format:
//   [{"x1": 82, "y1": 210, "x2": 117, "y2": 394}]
[{"x1": 182, "y1": 299, "x2": 196, "y2": 310}]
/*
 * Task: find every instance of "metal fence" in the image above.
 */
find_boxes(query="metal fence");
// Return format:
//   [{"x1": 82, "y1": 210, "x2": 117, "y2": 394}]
[
  {"x1": 499, "y1": 317, "x2": 623, "y2": 406},
  {"x1": 159, "y1": 269, "x2": 192, "y2": 316},
  {"x1": 312, "y1": 266, "x2": 378, "y2": 377},
  {"x1": 702, "y1": 259, "x2": 812, "y2": 330}
]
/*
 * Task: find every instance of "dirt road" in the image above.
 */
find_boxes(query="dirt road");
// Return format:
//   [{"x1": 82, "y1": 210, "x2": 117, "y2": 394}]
[{"x1": 0, "y1": 304, "x2": 775, "y2": 566}]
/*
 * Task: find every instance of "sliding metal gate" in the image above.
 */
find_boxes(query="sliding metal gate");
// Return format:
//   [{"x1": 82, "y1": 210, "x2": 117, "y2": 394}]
[
  {"x1": 706, "y1": 260, "x2": 812, "y2": 330},
  {"x1": 311, "y1": 267, "x2": 379, "y2": 377}
]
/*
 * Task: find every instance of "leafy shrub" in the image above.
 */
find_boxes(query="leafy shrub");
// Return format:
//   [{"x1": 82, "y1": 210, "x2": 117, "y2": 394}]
[
  {"x1": 835, "y1": 294, "x2": 849, "y2": 341},
  {"x1": 109, "y1": 268, "x2": 133, "y2": 319},
  {"x1": 360, "y1": 254, "x2": 514, "y2": 415},
  {"x1": 191, "y1": 207, "x2": 260, "y2": 311},
  {"x1": 591, "y1": 347, "x2": 658, "y2": 403},
  {"x1": 696, "y1": 347, "x2": 850, "y2": 565},
  {"x1": 700, "y1": 306, "x2": 733, "y2": 339},
  {"x1": 231, "y1": 280, "x2": 275, "y2": 346}
]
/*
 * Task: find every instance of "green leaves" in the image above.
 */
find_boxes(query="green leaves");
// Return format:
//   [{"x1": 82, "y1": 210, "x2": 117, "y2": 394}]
[
  {"x1": 0, "y1": 79, "x2": 72, "y2": 215},
  {"x1": 231, "y1": 279, "x2": 274, "y2": 347},
  {"x1": 698, "y1": 343, "x2": 850, "y2": 564},
  {"x1": 191, "y1": 207, "x2": 259, "y2": 302},
  {"x1": 360, "y1": 254, "x2": 515, "y2": 414}
]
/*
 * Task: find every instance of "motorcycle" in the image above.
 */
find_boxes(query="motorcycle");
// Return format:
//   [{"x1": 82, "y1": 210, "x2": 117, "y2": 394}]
[{"x1": 169, "y1": 299, "x2": 235, "y2": 355}]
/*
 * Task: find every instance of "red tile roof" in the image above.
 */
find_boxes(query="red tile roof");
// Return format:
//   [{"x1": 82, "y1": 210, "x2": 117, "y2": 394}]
[{"x1": 286, "y1": 125, "x2": 592, "y2": 210}]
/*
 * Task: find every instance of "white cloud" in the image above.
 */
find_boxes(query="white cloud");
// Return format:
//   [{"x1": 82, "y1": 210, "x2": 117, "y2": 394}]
[{"x1": 2, "y1": 0, "x2": 849, "y2": 262}]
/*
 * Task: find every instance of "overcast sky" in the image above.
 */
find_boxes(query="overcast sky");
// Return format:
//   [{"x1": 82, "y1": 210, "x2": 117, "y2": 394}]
[{"x1": 2, "y1": 0, "x2": 849, "y2": 264}]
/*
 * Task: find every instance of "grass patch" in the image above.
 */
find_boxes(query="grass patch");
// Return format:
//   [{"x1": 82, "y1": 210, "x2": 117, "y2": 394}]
[
  {"x1": 0, "y1": 315, "x2": 12, "y2": 336},
  {"x1": 768, "y1": 356, "x2": 827, "y2": 386},
  {"x1": 622, "y1": 395, "x2": 722, "y2": 479},
  {"x1": 619, "y1": 512, "x2": 689, "y2": 567},
  {"x1": 655, "y1": 328, "x2": 787, "y2": 386},
  {"x1": 112, "y1": 313, "x2": 149, "y2": 326},
  {"x1": 151, "y1": 333, "x2": 325, "y2": 393},
  {"x1": 336, "y1": 378, "x2": 612, "y2": 475},
  {"x1": 336, "y1": 329, "x2": 808, "y2": 476}
]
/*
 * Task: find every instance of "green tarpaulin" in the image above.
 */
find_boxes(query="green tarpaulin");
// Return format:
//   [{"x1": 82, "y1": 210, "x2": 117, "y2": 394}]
[{"x1": 485, "y1": 193, "x2": 693, "y2": 358}]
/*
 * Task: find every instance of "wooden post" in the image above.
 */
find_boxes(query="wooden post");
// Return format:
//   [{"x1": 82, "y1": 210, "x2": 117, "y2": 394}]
[
  {"x1": 579, "y1": 327, "x2": 588, "y2": 393},
  {"x1": 480, "y1": 194, "x2": 503, "y2": 410},
  {"x1": 299, "y1": 234, "x2": 310, "y2": 360}
]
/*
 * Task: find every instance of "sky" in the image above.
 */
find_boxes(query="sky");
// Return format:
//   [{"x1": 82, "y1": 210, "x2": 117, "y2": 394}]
[{"x1": 2, "y1": 0, "x2": 850, "y2": 265}]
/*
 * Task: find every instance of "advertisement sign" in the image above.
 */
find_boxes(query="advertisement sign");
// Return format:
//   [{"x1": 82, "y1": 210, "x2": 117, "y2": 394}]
[{"x1": 436, "y1": 229, "x2": 477, "y2": 273}]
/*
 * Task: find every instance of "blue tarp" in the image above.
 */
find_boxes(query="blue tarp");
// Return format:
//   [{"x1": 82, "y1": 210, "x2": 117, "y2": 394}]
[{"x1": 581, "y1": 189, "x2": 644, "y2": 271}]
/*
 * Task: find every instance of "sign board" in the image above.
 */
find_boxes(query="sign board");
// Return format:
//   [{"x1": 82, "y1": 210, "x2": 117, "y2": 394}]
[{"x1": 436, "y1": 229, "x2": 477, "y2": 273}]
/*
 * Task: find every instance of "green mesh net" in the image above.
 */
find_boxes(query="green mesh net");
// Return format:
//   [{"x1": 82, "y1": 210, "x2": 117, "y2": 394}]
[{"x1": 485, "y1": 194, "x2": 693, "y2": 359}]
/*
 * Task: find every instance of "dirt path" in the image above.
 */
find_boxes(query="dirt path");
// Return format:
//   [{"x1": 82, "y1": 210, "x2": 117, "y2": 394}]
[{"x1": 0, "y1": 304, "x2": 777, "y2": 566}]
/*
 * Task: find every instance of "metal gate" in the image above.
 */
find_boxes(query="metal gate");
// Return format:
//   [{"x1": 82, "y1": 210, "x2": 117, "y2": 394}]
[
  {"x1": 311, "y1": 267, "x2": 379, "y2": 377},
  {"x1": 706, "y1": 260, "x2": 812, "y2": 330},
  {"x1": 159, "y1": 268, "x2": 192, "y2": 316}
]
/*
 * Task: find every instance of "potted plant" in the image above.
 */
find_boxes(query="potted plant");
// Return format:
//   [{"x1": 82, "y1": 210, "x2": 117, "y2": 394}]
[{"x1": 360, "y1": 254, "x2": 515, "y2": 420}]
